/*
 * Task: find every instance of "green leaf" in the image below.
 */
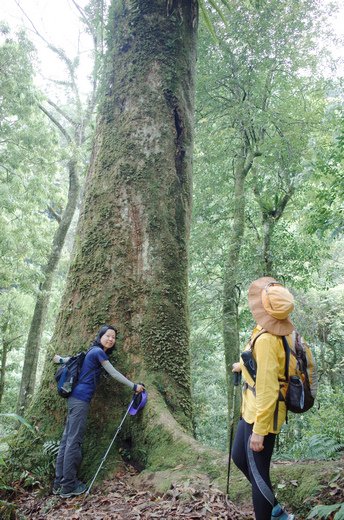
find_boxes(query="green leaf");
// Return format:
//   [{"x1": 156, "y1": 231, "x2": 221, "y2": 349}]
[
  {"x1": 0, "y1": 413, "x2": 35, "y2": 433},
  {"x1": 308, "y1": 503, "x2": 344, "y2": 520},
  {"x1": 218, "y1": 0, "x2": 232, "y2": 9},
  {"x1": 199, "y1": 0, "x2": 219, "y2": 43},
  {"x1": 207, "y1": 0, "x2": 229, "y2": 28},
  {"x1": 335, "y1": 505, "x2": 344, "y2": 520}
]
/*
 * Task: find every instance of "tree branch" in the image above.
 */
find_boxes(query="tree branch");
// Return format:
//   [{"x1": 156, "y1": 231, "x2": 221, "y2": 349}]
[
  {"x1": 38, "y1": 104, "x2": 72, "y2": 144},
  {"x1": 47, "y1": 99, "x2": 78, "y2": 127},
  {"x1": 14, "y1": 0, "x2": 82, "y2": 112},
  {"x1": 47, "y1": 205, "x2": 62, "y2": 223}
]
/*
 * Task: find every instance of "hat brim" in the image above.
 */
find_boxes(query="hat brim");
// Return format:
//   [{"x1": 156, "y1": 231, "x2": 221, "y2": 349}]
[
  {"x1": 248, "y1": 277, "x2": 294, "y2": 336},
  {"x1": 129, "y1": 391, "x2": 147, "y2": 416}
]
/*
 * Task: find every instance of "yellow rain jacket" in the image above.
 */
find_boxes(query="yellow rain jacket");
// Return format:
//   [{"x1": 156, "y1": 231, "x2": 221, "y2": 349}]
[{"x1": 240, "y1": 325, "x2": 291, "y2": 436}]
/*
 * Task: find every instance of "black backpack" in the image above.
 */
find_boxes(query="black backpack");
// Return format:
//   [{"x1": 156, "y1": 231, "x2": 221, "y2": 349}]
[{"x1": 55, "y1": 351, "x2": 95, "y2": 398}]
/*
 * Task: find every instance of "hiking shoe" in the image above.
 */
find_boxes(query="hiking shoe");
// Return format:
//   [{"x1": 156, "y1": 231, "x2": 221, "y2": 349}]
[
  {"x1": 60, "y1": 483, "x2": 87, "y2": 498},
  {"x1": 52, "y1": 486, "x2": 61, "y2": 495},
  {"x1": 271, "y1": 504, "x2": 295, "y2": 520}
]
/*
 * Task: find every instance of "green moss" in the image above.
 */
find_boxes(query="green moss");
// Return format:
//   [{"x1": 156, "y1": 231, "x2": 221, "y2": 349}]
[
  {"x1": 9, "y1": 0, "x2": 198, "y2": 483},
  {"x1": 225, "y1": 460, "x2": 344, "y2": 518}
]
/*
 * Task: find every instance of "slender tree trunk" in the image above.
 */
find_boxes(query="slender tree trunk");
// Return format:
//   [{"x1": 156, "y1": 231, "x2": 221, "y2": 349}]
[
  {"x1": 0, "y1": 341, "x2": 9, "y2": 407},
  {"x1": 16, "y1": 0, "x2": 218, "y2": 481},
  {"x1": 0, "y1": 316, "x2": 11, "y2": 409},
  {"x1": 262, "y1": 215, "x2": 275, "y2": 276},
  {"x1": 15, "y1": 0, "x2": 105, "y2": 413},
  {"x1": 0, "y1": 315, "x2": 21, "y2": 408},
  {"x1": 254, "y1": 187, "x2": 294, "y2": 277},
  {"x1": 16, "y1": 158, "x2": 79, "y2": 413},
  {"x1": 223, "y1": 150, "x2": 255, "y2": 429}
]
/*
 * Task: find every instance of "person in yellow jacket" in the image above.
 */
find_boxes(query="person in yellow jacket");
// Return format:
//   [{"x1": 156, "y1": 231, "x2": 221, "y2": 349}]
[{"x1": 232, "y1": 277, "x2": 295, "y2": 520}]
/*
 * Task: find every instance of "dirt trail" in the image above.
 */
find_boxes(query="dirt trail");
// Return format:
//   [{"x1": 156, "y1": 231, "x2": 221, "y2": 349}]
[{"x1": 14, "y1": 466, "x2": 254, "y2": 519}]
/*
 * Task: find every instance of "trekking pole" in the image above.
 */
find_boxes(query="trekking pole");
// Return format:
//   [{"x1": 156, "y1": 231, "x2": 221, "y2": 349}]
[
  {"x1": 226, "y1": 371, "x2": 242, "y2": 496},
  {"x1": 85, "y1": 395, "x2": 136, "y2": 497}
]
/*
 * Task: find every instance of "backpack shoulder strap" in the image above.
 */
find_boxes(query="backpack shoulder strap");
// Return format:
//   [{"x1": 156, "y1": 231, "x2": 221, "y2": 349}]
[
  {"x1": 250, "y1": 329, "x2": 268, "y2": 350},
  {"x1": 281, "y1": 336, "x2": 290, "y2": 381}
]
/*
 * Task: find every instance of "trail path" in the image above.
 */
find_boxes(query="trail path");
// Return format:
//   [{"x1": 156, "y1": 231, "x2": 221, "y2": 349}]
[{"x1": 15, "y1": 466, "x2": 254, "y2": 519}]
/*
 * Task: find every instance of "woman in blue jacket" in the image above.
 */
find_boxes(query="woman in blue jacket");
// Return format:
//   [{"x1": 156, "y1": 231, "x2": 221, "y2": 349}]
[{"x1": 53, "y1": 325, "x2": 144, "y2": 498}]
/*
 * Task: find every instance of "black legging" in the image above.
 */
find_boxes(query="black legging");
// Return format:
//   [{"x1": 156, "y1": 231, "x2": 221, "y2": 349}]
[{"x1": 232, "y1": 418, "x2": 277, "y2": 520}]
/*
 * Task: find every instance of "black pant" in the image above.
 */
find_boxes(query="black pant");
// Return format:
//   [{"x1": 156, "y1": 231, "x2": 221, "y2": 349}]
[{"x1": 232, "y1": 418, "x2": 277, "y2": 520}]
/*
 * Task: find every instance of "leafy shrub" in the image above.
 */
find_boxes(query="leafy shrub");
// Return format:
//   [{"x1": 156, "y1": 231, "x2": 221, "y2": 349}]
[
  {"x1": 308, "y1": 502, "x2": 344, "y2": 520},
  {"x1": 276, "y1": 386, "x2": 344, "y2": 460}
]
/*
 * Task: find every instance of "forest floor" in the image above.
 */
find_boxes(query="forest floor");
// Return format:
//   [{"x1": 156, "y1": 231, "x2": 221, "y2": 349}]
[
  {"x1": 10, "y1": 464, "x2": 253, "y2": 519},
  {"x1": 6, "y1": 457, "x2": 344, "y2": 520}
]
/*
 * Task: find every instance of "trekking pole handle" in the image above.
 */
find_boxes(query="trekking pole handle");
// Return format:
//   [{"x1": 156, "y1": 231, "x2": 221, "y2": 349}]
[{"x1": 233, "y1": 371, "x2": 241, "y2": 386}]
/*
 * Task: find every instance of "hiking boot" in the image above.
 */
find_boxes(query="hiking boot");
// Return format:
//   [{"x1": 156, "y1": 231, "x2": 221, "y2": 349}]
[
  {"x1": 271, "y1": 504, "x2": 295, "y2": 520},
  {"x1": 52, "y1": 485, "x2": 61, "y2": 495},
  {"x1": 60, "y1": 483, "x2": 87, "y2": 498}
]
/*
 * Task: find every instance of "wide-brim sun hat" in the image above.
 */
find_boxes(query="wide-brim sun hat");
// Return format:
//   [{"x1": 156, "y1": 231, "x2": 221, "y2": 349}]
[
  {"x1": 248, "y1": 277, "x2": 295, "y2": 336},
  {"x1": 129, "y1": 390, "x2": 148, "y2": 416}
]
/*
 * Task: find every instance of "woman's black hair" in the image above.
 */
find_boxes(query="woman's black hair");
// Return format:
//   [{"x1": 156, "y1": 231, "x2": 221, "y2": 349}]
[{"x1": 91, "y1": 324, "x2": 118, "y2": 355}]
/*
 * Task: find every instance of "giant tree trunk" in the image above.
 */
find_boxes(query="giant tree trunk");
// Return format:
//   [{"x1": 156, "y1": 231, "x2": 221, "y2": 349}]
[{"x1": 15, "y1": 0, "x2": 212, "y2": 480}]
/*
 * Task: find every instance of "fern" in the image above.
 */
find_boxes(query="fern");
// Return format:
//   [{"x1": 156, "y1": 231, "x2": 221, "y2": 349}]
[
  {"x1": 308, "y1": 503, "x2": 344, "y2": 520},
  {"x1": 276, "y1": 433, "x2": 344, "y2": 461},
  {"x1": 15, "y1": 441, "x2": 60, "y2": 488},
  {"x1": 19, "y1": 470, "x2": 41, "y2": 488},
  {"x1": 306, "y1": 434, "x2": 344, "y2": 460},
  {"x1": 43, "y1": 440, "x2": 60, "y2": 459},
  {"x1": 34, "y1": 462, "x2": 54, "y2": 480}
]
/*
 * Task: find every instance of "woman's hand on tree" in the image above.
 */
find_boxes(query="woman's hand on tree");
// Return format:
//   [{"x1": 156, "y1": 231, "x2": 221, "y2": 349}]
[{"x1": 250, "y1": 432, "x2": 264, "y2": 452}]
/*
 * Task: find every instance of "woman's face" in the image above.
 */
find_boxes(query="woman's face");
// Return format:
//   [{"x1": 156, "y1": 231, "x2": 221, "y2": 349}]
[{"x1": 100, "y1": 329, "x2": 116, "y2": 351}]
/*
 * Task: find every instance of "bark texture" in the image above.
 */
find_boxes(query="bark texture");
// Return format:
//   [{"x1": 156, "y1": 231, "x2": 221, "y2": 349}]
[
  {"x1": 223, "y1": 149, "x2": 256, "y2": 428},
  {"x1": 15, "y1": 0, "x2": 201, "y2": 479}
]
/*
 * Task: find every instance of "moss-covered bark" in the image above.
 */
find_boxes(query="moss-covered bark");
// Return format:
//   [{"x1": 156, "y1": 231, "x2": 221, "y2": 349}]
[
  {"x1": 11, "y1": 0, "x2": 201, "y2": 482},
  {"x1": 223, "y1": 149, "x2": 256, "y2": 429}
]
